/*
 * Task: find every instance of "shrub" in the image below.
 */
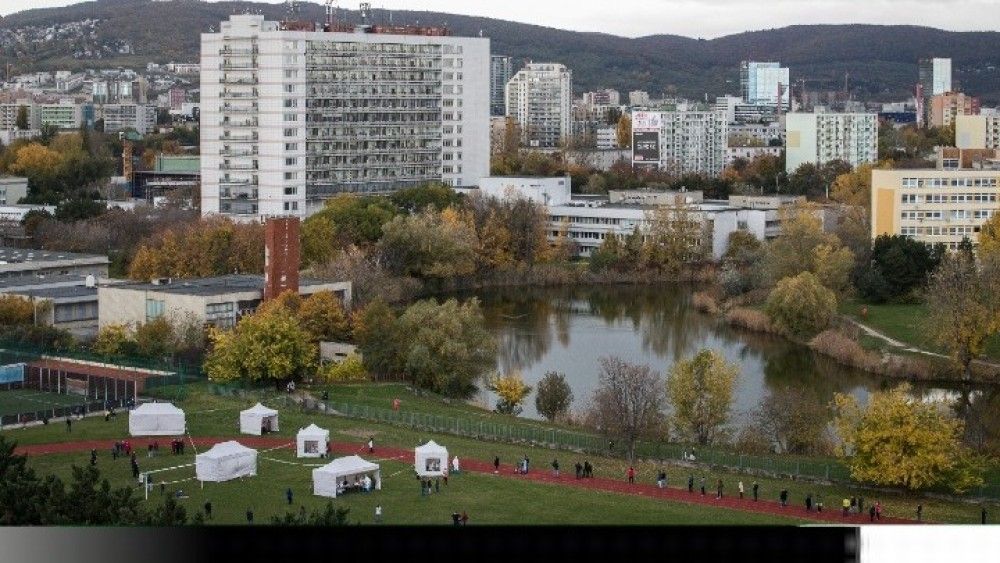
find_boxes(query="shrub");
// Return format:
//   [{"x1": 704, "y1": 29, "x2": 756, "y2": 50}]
[
  {"x1": 317, "y1": 354, "x2": 368, "y2": 383},
  {"x1": 723, "y1": 307, "x2": 776, "y2": 334},
  {"x1": 764, "y1": 272, "x2": 837, "y2": 338},
  {"x1": 691, "y1": 291, "x2": 719, "y2": 315}
]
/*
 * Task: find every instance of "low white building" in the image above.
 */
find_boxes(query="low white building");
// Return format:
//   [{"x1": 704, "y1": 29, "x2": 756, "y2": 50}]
[
  {"x1": 0, "y1": 177, "x2": 28, "y2": 206},
  {"x1": 479, "y1": 176, "x2": 571, "y2": 206},
  {"x1": 725, "y1": 146, "x2": 783, "y2": 166}
]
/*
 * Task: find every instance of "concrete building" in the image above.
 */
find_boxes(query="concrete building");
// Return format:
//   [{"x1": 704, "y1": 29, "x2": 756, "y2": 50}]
[
  {"x1": 740, "y1": 61, "x2": 790, "y2": 109},
  {"x1": 582, "y1": 89, "x2": 620, "y2": 107},
  {"x1": 102, "y1": 103, "x2": 156, "y2": 134},
  {"x1": 955, "y1": 115, "x2": 1000, "y2": 150},
  {"x1": 97, "y1": 275, "x2": 351, "y2": 330},
  {"x1": 930, "y1": 92, "x2": 980, "y2": 129},
  {"x1": 39, "y1": 100, "x2": 93, "y2": 130},
  {"x1": 872, "y1": 168, "x2": 1000, "y2": 250},
  {"x1": 0, "y1": 177, "x2": 28, "y2": 205},
  {"x1": 133, "y1": 155, "x2": 200, "y2": 201},
  {"x1": 714, "y1": 95, "x2": 741, "y2": 123},
  {"x1": 596, "y1": 127, "x2": 618, "y2": 150},
  {"x1": 918, "y1": 58, "x2": 952, "y2": 125},
  {"x1": 0, "y1": 247, "x2": 109, "y2": 280},
  {"x1": 200, "y1": 14, "x2": 490, "y2": 219},
  {"x1": 0, "y1": 275, "x2": 102, "y2": 338},
  {"x1": 0, "y1": 100, "x2": 39, "y2": 131},
  {"x1": 631, "y1": 110, "x2": 728, "y2": 176},
  {"x1": 728, "y1": 123, "x2": 784, "y2": 147},
  {"x1": 629, "y1": 90, "x2": 650, "y2": 106},
  {"x1": 785, "y1": 112, "x2": 878, "y2": 173},
  {"x1": 726, "y1": 146, "x2": 783, "y2": 166},
  {"x1": 479, "y1": 175, "x2": 571, "y2": 206},
  {"x1": 505, "y1": 63, "x2": 572, "y2": 149},
  {"x1": 490, "y1": 55, "x2": 513, "y2": 117}
]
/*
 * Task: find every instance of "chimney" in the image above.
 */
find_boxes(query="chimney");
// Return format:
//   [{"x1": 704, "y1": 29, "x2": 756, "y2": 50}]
[{"x1": 263, "y1": 216, "x2": 301, "y2": 301}]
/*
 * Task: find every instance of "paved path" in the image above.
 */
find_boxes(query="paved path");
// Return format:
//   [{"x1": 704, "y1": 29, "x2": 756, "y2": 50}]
[
  {"x1": 844, "y1": 316, "x2": 1000, "y2": 371},
  {"x1": 17, "y1": 436, "x2": 915, "y2": 525}
]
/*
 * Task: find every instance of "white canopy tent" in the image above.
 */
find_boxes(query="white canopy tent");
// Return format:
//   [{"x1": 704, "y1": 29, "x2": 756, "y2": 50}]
[
  {"x1": 240, "y1": 403, "x2": 279, "y2": 435},
  {"x1": 128, "y1": 402, "x2": 186, "y2": 436},
  {"x1": 195, "y1": 441, "x2": 258, "y2": 482},
  {"x1": 414, "y1": 440, "x2": 449, "y2": 477},
  {"x1": 312, "y1": 455, "x2": 381, "y2": 498},
  {"x1": 296, "y1": 424, "x2": 330, "y2": 458}
]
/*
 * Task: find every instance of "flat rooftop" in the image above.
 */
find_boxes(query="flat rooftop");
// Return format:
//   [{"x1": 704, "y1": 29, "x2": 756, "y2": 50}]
[
  {"x1": 111, "y1": 274, "x2": 342, "y2": 297},
  {"x1": 0, "y1": 247, "x2": 109, "y2": 266},
  {"x1": 13, "y1": 285, "x2": 98, "y2": 301}
]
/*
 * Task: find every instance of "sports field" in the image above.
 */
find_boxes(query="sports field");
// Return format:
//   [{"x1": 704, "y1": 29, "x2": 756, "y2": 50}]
[{"x1": 0, "y1": 388, "x2": 89, "y2": 417}]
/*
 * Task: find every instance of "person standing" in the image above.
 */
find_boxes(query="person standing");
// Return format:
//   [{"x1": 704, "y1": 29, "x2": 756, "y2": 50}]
[
  {"x1": 286, "y1": 487, "x2": 293, "y2": 505},
  {"x1": 461, "y1": 510, "x2": 468, "y2": 526},
  {"x1": 90, "y1": 449, "x2": 97, "y2": 466},
  {"x1": 700, "y1": 476, "x2": 706, "y2": 496},
  {"x1": 716, "y1": 478, "x2": 723, "y2": 499},
  {"x1": 368, "y1": 436, "x2": 374, "y2": 454},
  {"x1": 575, "y1": 462, "x2": 583, "y2": 479},
  {"x1": 982, "y1": 507, "x2": 988, "y2": 524},
  {"x1": 131, "y1": 458, "x2": 140, "y2": 480},
  {"x1": 452, "y1": 456, "x2": 460, "y2": 475},
  {"x1": 627, "y1": 466, "x2": 635, "y2": 485},
  {"x1": 806, "y1": 494, "x2": 813, "y2": 512},
  {"x1": 493, "y1": 456, "x2": 500, "y2": 474},
  {"x1": 842, "y1": 498, "x2": 850, "y2": 517},
  {"x1": 246, "y1": 508, "x2": 254, "y2": 525},
  {"x1": 65, "y1": 417, "x2": 71, "y2": 432},
  {"x1": 657, "y1": 470, "x2": 666, "y2": 489},
  {"x1": 916, "y1": 504, "x2": 922, "y2": 522},
  {"x1": 738, "y1": 480, "x2": 744, "y2": 500},
  {"x1": 780, "y1": 489, "x2": 788, "y2": 508},
  {"x1": 869, "y1": 505, "x2": 876, "y2": 522},
  {"x1": 752, "y1": 481, "x2": 759, "y2": 502},
  {"x1": 875, "y1": 501, "x2": 882, "y2": 521},
  {"x1": 687, "y1": 474, "x2": 694, "y2": 493},
  {"x1": 204, "y1": 501, "x2": 213, "y2": 520},
  {"x1": 551, "y1": 459, "x2": 560, "y2": 477},
  {"x1": 375, "y1": 504, "x2": 383, "y2": 524},
  {"x1": 451, "y1": 511, "x2": 461, "y2": 526}
]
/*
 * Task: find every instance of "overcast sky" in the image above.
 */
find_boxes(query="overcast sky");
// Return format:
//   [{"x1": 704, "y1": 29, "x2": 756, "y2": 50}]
[{"x1": 2, "y1": 0, "x2": 999, "y2": 38}]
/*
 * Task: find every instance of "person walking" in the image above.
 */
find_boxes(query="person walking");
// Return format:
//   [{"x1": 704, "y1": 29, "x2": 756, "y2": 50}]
[
  {"x1": 584, "y1": 461, "x2": 592, "y2": 478},
  {"x1": 875, "y1": 501, "x2": 882, "y2": 521},
  {"x1": 806, "y1": 494, "x2": 813, "y2": 512},
  {"x1": 700, "y1": 476, "x2": 706, "y2": 496},
  {"x1": 204, "y1": 501, "x2": 213, "y2": 520},
  {"x1": 90, "y1": 449, "x2": 97, "y2": 466},
  {"x1": 375, "y1": 504, "x2": 383, "y2": 524},
  {"x1": 452, "y1": 456, "x2": 460, "y2": 475},
  {"x1": 627, "y1": 466, "x2": 635, "y2": 485},
  {"x1": 850, "y1": 496, "x2": 857, "y2": 515},
  {"x1": 286, "y1": 487, "x2": 293, "y2": 505},
  {"x1": 131, "y1": 458, "x2": 140, "y2": 480},
  {"x1": 716, "y1": 478, "x2": 723, "y2": 500},
  {"x1": 779, "y1": 489, "x2": 788, "y2": 508},
  {"x1": 65, "y1": 417, "x2": 71, "y2": 432},
  {"x1": 246, "y1": 508, "x2": 254, "y2": 525},
  {"x1": 916, "y1": 504, "x2": 922, "y2": 522},
  {"x1": 752, "y1": 481, "x2": 759, "y2": 502},
  {"x1": 493, "y1": 456, "x2": 500, "y2": 474},
  {"x1": 738, "y1": 480, "x2": 744, "y2": 500},
  {"x1": 111, "y1": 444, "x2": 118, "y2": 461},
  {"x1": 368, "y1": 436, "x2": 374, "y2": 454},
  {"x1": 657, "y1": 470, "x2": 667, "y2": 489},
  {"x1": 551, "y1": 459, "x2": 560, "y2": 477},
  {"x1": 869, "y1": 505, "x2": 876, "y2": 522},
  {"x1": 982, "y1": 507, "x2": 988, "y2": 524},
  {"x1": 451, "y1": 511, "x2": 461, "y2": 526},
  {"x1": 575, "y1": 462, "x2": 583, "y2": 479},
  {"x1": 687, "y1": 474, "x2": 694, "y2": 493},
  {"x1": 842, "y1": 498, "x2": 850, "y2": 517}
]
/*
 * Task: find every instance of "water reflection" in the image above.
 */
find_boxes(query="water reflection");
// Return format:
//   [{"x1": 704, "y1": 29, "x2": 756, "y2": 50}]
[{"x1": 459, "y1": 285, "x2": 996, "y2": 446}]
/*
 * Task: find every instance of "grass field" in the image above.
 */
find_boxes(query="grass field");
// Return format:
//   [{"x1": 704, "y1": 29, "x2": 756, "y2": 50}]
[
  {"x1": 0, "y1": 388, "x2": 90, "y2": 417},
  {"x1": 4, "y1": 384, "x2": 997, "y2": 524}
]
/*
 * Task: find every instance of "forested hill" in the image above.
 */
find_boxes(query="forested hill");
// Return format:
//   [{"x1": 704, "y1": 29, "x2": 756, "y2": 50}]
[{"x1": 2, "y1": 0, "x2": 1000, "y2": 102}]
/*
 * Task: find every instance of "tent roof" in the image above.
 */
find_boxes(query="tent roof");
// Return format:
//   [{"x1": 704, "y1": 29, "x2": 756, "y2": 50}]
[
  {"x1": 241, "y1": 402, "x2": 278, "y2": 416},
  {"x1": 198, "y1": 440, "x2": 257, "y2": 460},
  {"x1": 415, "y1": 440, "x2": 447, "y2": 454},
  {"x1": 132, "y1": 402, "x2": 184, "y2": 415},
  {"x1": 315, "y1": 455, "x2": 379, "y2": 475},
  {"x1": 297, "y1": 423, "x2": 329, "y2": 437}
]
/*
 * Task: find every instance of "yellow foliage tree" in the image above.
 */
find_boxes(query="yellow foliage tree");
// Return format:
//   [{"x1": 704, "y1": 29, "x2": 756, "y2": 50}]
[
  {"x1": 665, "y1": 349, "x2": 739, "y2": 445},
  {"x1": 10, "y1": 143, "x2": 63, "y2": 178},
  {"x1": 488, "y1": 371, "x2": 533, "y2": 415},
  {"x1": 832, "y1": 385, "x2": 985, "y2": 492},
  {"x1": 204, "y1": 309, "x2": 316, "y2": 384},
  {"x1": 127, "y1": 218, "x2": 265, "y2": 280},
  {"x1": 477, "y1": 210, "x2": 514, "y2": 269},
  {"x1": 0, "y1": 295, "x2": 35, "y2": 325},
  {"x1": 298, "y1": 290, "x2": 350, "y2": 343},
  {"x1": 977, "y1": 213, "x2": 1000, "y2": 260},
  {"x1": 616, "y1": 114, "x2": 632, "y2": 149},
  {"x1": 93, "y1": 324, "x2": 135, "y2": 357},
  {"x1": 829, "y1": 163, "x2": 874, "y2": 207},
  {"x1": 811, "y1": 244, "x2": 855, "y2": 294}
]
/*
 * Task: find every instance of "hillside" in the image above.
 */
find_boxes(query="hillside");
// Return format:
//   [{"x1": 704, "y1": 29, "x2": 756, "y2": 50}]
[{"x1": 2, "y1": 0, "x2": 1000, "y2": 102}]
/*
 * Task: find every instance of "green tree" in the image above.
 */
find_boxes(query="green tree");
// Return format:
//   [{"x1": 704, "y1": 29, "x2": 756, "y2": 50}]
[
  {"x1": 534, "y1": 371, "x2": 574, "y2": 422},
  {"x1": 378, "y1": 208, "x2": 478, "y2": 279},
  {"x1": 488, "y1": 372, "x2": 533, "y2": 415},
  {"x1": 352, "y1": 298, "x2": 402, "y2": 378},
  {"x1": 642, "y1": 204, "x2": 707, "y2": 273},
  {"x1": 300, "y1": 195, "x2": 400, "y2": 266},
  {"x1": 590, "y1": 357, "x2": 665, "y2": 463},
  {"x1": 833, "y1": 385, "x2": 985, "y2": 492},
  {"x1": 15, "y1": 105, "x2": 28, "y2": 130},
  {"x1": 856, "y1": 235, "x2": 940, "y2": 303},
  {"x1": 765, "y1": 272, "x2": 837, "y2": 337},
  {"x1": 589, "y1": 232, "x2": 622, "y2": 273},
  {"x1": 389, "y1": 183, "x2": 462, "y2": 213},
  {"x1": 93, "y1": 324, "x2": 137, "y2": 358},
  {"x1": 298, "y1": 290, "x2": 350, "y2": 343},
  {"x1": 395, "y1": 298, "x2": 496, "y2": 398},
  {"x1": 204, "y1": 308, "x2": 315, "y2": 384},
  {"x1": 134, "y1": 317, "x2": 177, "y2": 360},
  {"x1": 665, "y1": 349, "x2": 739, "y2": 446}
]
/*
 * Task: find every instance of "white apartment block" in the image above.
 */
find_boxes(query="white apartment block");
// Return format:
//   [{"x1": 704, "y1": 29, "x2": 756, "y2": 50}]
[
  {"x1": 726, "y1": 146, "x2": 783, "y2": 166},
  {"x1": 741, "y1": 61, "x2": 790, "y2": 109},
  {"x1": 102, "y1": 103, "x2": 156, "y2": 134},
  {"x1": 631, "y1": 110, "x2": 728, "y2": 176},
  {"x1": 0, "y1": 100, "x2": 39, "y2": 131},
  {"x1": 39, "y1": 101, "x2": 92, "y2": 130},
  {"x1": 629, "y1": 90, "x2": 650, "y2": 106},
  {"x1": 582, "y1": 89, "x2": 620, "y2": 107},
  {"x1": 872, "y1": 169, "x2": 1000, "y2": 250},
  {"x1": 505, "y1": 63, "x2": 572, "y2": 149},
  {"x1": 596, "y1": 127, "x2": 618, "y2": 150},
  {"x1": 956, "y1": 115, "x2": 1000, "y2": 150},
  {"x1": 785, "y1": 112, "x2": 878, "y2": 173},
  {"x1": 201, "y1": 14, "x2": 490, "y2": 219}
]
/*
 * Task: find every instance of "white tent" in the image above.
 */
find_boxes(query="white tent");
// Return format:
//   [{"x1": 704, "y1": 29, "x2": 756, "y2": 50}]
[
  {"x1": 414, "y1": 440, "x2": 449, "y2": 477},
  {"x1": 128, "y1": 402, "x2": 186, "y2": 436},
  {"x1": 240, "y1": 403, "x2": 279, "y2": 435},
  {"x1": 296, "y1": 424, "x2": 330, "y2": 458},
  {"x1": 195, "y1": 441, "x2": 258, "y2": 482},
  {"x1": 312, "y1": 455, "x2": 381, "y2": 498}
]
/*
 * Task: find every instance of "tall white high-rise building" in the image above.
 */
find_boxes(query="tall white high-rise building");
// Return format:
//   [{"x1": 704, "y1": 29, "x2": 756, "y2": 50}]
[
  {"x1": 629, "y1": 90, "x2": 650, "y2": 106},
  {"x1": 490, "y1": 55, "x2": 513, "y2": 117},
  {"x1": 200, "y1": 14, "x2": 490, "y2": 219},
  {"x1": 785, "y1": 112, "x2": 878, "y2": 173},
  {"x1": 505, "y1": 63, "x2": 572, "y2": 149},
  {"x1": 740, "y1": 61, "x2": 790, "y2": 109},
  {"x1": 631, "y1": 110, "x2": 728, "y2": 176},
  {"x1": 918, "y1": 57, "x2": 953, "y2": 126}
]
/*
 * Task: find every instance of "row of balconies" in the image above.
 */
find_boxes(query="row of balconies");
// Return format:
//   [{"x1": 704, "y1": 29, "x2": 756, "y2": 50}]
[
  {"x1": 219, "y1": 105, "x2": 257, "y2": 113},
  {"x1": 219, "y1": 163, "x2": 258, "y2": 171},
  {"x1": 219, "y1": 47, "x2": 258, "y2": 56},
  {"x1": 219, "y1": 134, "x2": 258, "y2": 142},
  {"x1": 221, "y1": 119, "x2": 258, "y2": 128},
  {"x1": 220, "y1": 90, "x2": 258, "y2": 99}
]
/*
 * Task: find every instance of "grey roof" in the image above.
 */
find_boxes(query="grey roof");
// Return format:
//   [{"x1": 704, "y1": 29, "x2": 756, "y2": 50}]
[
  {"x1": 13, "y1": 285, "x2": 98, "y2": 301},
  {"x1": 112, "y1": 274, "x2": 338, "y2": 298},
  {"x1": 0, "y1": 247, "x2": 109, "y2": 266}
]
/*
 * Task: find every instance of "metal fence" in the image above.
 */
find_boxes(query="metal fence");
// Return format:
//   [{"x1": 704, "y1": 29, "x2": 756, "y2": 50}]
[{"x1": 0, "y1": 397, "x2": 129, "y2": 427}]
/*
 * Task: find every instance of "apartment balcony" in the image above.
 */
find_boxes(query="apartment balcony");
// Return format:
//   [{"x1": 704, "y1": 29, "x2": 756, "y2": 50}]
[
  {"x1": 220, "y1": 77, "x2": 258, "y2": 86},
  {"x1": 220, "y1": 148, "x2": 258, "y2": 157},
  {"x1": 219, "y1": 105, "x2": 257, "y2": 114},
  {"x1": 221, "y1": 120, "x2": 258, "y2": 128},
  {"x1": 220, "y1": 189, "x2": 259, "y2": 200},
  {"x1": 219, "y1": 178, "x2": 257, "y2": 187},
  {"x1": 219, "y1": 134, "x2": 258, "y2": 143},
  {"x1": 219, "y1": 48, "x2": 258, "y2": 56},
  {"x1": 220, "y1": 62, "x2": 256, "y2": 70},
  {"x1": 220, "y1": 90, "x2": 259, "y2": 99},
  {"x1": 219, "y1": 162, "x2": 258, "y2": 171}
]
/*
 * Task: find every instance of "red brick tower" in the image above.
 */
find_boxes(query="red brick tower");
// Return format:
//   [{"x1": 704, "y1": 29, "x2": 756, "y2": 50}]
[{"x1": 263, "y1": 216, "x2": 301, "y2": 301}]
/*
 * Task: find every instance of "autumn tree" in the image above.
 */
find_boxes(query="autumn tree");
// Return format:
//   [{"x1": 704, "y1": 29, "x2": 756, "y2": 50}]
[
  {"x1": 298, "y1": 290, "x2": 350, "y2": 343},
  {"x1": 488, "y1": 371, "x2": 533, "y2": 415},
  {"x1": 765, "y1": 271, "x2": 837, "y2": 337},
  {"x1": 766, "y1": 203, "x2": 851, "y2": 288},
  {"x1": 0, "y1": 295, "x2": 34, "y2": 326},
  {"x1": 642, "y1": 204, "x2": 708, "y2": 273},
  {"x1": 378, "y1": 208, "x2": 478, "y2": 279},
  {"x1": 830, "y1": 163, "x2": 874, "y2": 207},
  {"x1": 93, "y1": 324, "x2": 137, "y2": 358},
  {"x1": 665, "y1": 349, "x2": 738, "y2": 446},
  {"x1": 204, "y1": 308, "x2": 315, "y2": 385},
  {"x1": 616, "y1": 114, "x2": 632, "y2": 149},
  {"x1": 589, "y1": 356, "x2": 665, "y2": 462},
  {"x1": 811, "y1": 243, "x2": 855, "y2": 294},
  {"x1": 534, "y1": 371, "x2": 574, "y2": 422},
  {"x1": 832, "y1": 385, "x2": 984, "y2": 492},
  {"x1": 300, "y1": 195, "x2": 400, "y2": 266},
  {"x1": 925, "y1": 252, "x2": 1000, "y2": 381},
  {"x1": 752, "y1": 387, "x2": 833, "y2": 455},
  {"x1": 133, "y1": 318, "x2": 177, "y2": 360},
  {"x1": 15, "y1": 105, "x2": 29, "y2": 130},
  {"x1": 127, "y1": 218, "x2": 264, "y2": 280},
  {"x1": 977, "y1": 213, "x2": 1000, "y2": 260},
  {"x1": 718, "y1": 230, "x2": 766, "y2": 296}
]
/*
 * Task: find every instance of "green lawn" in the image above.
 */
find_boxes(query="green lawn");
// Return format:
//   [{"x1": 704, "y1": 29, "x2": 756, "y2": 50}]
[
  {"x1": 4, "y1": 385, "x2": 996, "y2": 524},
  {"x1": 839, "y1": 297, "x2": 1000, "y2": 360},
  {"x1": 0, "y1": 388, "x2": 90, "y2": 417}
]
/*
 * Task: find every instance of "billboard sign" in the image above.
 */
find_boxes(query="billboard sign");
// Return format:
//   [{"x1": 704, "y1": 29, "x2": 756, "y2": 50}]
[
  {"x1": 632, "y1": 111, "x2": 662, "y2": 132},
  {"x1": 633, "y1": 131, "x2": 660, "y2": 163},
  {"x1": 0, "y1": 363, "x2": 25, "y2": 384}
]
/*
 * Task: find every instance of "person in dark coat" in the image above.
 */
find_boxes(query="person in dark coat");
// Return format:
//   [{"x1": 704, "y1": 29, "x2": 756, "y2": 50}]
[
  {"x1": 780, "y1": 489, "x2": 788, "y2": 507},
  {"x1": 90, "y1": 449, "x2": 97, "y2": 466},
  {"x1": 752, "y1": 481, "x2": 759, "y2": 502},
  {"x1": 286, "y1": 488, "x2": 293, "y2": 505},
  {"x1": 575, "y1": 462, "x2": 583, "y2": 479},
  {"x1": 204, "y1": 501, "x2": 213, "y2": 520},
  {"x1": 700, "y1": 476, "x2": 706, "y2": 496},
  {"x1": 806, "y1": 494, "x2": 813, "y2": 512},
  {"x1": 493, "y1": 456, "x2": 500, "y2": 474},
  {"x1": 916, "y1": 504, "x2": 922, "y2": 521},
  {"x1": 246, "y1": 508, "x2": 254, "y2": 524},
  {"x1": 982, "y1": 507, "x2": 988, "y2": 524},
  {"x1": 687, "y1": 474, "x2": 694, "y2": 493},
  {"x1": 869, "y1": 505, "x2": 876, "y2": 522}
]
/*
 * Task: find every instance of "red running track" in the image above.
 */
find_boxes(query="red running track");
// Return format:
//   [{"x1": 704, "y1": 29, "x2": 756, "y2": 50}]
[{"x1": 16, "y1": 436, "x2": 914, "y2": 525}]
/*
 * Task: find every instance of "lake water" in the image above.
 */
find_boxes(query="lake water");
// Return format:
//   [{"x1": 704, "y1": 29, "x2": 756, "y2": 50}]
[{"x1": 458, "y1": 285, "x2": 996, "y2": 441}]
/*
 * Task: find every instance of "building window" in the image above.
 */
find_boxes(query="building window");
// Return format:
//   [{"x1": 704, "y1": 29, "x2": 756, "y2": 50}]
[
  {"x1": 284, "y1": 128, "x2": 296, "y2": 137},
  {"x1": 284, "y1": 187, "x2": 297, "y2": 195},
  {"x1": 145, "y1": 299, "x2": 165, "y2": 321},
  {"x1": 284, "y1": 172, "x2": 297, "y2": 180},
  {"x1": 285, "y1": 157, "x2": 296, "y2": 166},
  {"x1": 284, "y1": 201, "x2": 299, "y2": 211}
]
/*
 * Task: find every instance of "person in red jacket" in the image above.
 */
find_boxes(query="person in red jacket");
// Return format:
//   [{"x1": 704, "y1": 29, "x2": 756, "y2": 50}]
[{"x1": 627, "y1": 466, "x2": 635, "y2": 484}]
